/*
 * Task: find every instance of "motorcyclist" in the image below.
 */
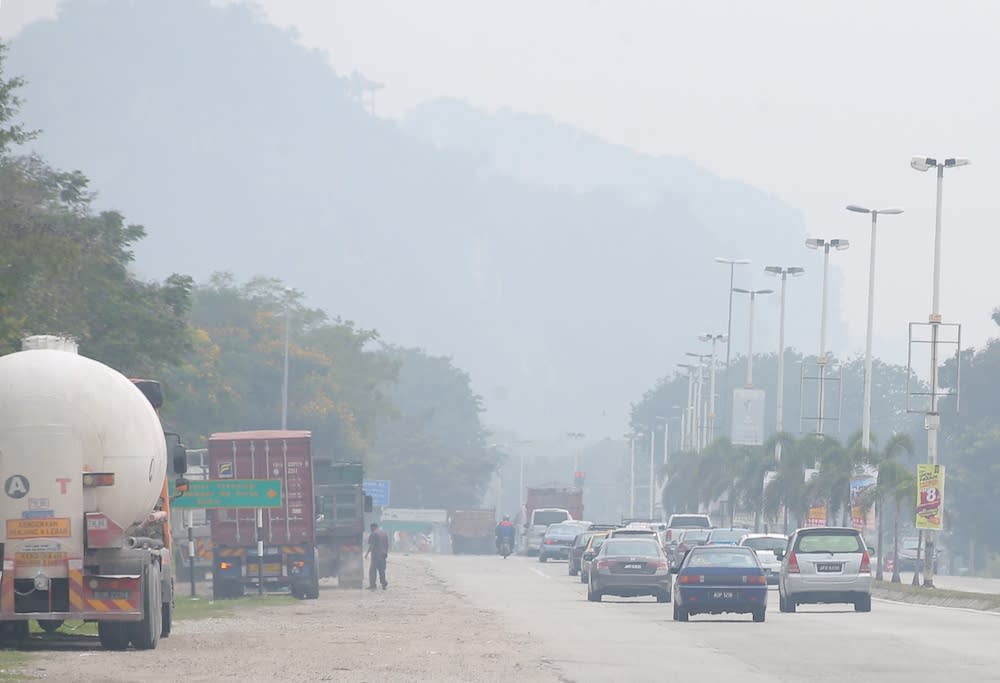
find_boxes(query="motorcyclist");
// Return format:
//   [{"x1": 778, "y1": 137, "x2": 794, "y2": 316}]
[{"x1": 495, "y1": 514, "x2": 515, "y2": 553}]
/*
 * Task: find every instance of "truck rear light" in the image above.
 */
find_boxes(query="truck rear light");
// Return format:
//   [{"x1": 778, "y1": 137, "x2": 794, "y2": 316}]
[
  {"x1": 859, "y1": 550, "x2": 871, "y2": 574},
  {"x1": 83, "y1": 472, "x2": 115, "y2": 487},
  {"x1": 787, "y1": 552, "x2": 800, "y2": 574}
]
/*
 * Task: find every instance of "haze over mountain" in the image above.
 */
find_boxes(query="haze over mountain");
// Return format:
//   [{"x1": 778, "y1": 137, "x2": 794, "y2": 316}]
[{"x1": 5, "y1": 0, "x2": 840, "y2": 438}]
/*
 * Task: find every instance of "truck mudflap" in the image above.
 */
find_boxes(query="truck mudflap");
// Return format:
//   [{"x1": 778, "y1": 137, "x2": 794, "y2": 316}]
[{"x1": 1, "y1": 559, "x2": 143, "y2": 622}]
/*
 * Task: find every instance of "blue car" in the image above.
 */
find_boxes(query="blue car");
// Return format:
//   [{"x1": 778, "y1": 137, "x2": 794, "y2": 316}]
[{"x1": 673, "y1": 546, "x2": 768, "y2": 622}]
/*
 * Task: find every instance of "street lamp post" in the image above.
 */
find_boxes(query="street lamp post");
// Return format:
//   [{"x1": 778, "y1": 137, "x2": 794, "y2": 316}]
[
  {"x1": 804, "y1": 238, "x2": 850, "y2": 434},
  {"x1": 764, "y1": 267, "x2": 804, "y2": 460},
  {"x1": 628, "y1": 433, "x2": 638, "y2": 518},
  {"x1": 699, "y1": 333, "x2": 727, "y2": 444},
  {"x1": 676, "y1": 363, "x2": 697, "y2": 450},
  {"x1": 846, "y1": 205, "x2": 903, "y2": 452},
  {"x1": 910, "y1": 155, "x2": 970, "y2": 588},
  {"x1": 715, "y1": 257, "x2": 751, "y2": 435},
  {"x1": 686, "y1": 352, "x2": 711, "y2": 450},
  {"x1": 731, "y1": 288, "x2": 774, "y2": 388}
]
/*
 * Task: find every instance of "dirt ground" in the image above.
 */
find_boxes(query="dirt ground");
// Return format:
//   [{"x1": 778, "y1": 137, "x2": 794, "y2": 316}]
[{"x1": 9, "y1": 554, "x2": 563, "y2": 682}]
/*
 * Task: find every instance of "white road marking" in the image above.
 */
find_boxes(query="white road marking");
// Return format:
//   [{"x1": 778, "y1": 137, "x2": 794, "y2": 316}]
[{"x1": 530, "y1": 567, "x2": 552, "y2": 579}]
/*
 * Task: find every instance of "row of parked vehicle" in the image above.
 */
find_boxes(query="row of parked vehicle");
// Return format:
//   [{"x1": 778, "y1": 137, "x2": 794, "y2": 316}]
[{"x1": 541, "y1": 513, "x2": 874, "y2": 622}]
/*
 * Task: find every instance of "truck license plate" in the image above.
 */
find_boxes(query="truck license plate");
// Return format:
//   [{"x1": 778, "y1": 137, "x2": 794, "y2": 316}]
[{"x1": 93, "y1": 590, "x2": 130, "y2": 600}]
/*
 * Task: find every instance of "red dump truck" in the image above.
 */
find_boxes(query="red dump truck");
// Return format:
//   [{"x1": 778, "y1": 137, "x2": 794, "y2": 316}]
[
  {"x1": 522, "y1": 486, "x2": 584, "y2": 555},
  {"x1": 207, "y1": 430, "x2": 318, "y2": 600},
  {"x1": 450, "y1": 509, "x2": 496, "y2": 554}
]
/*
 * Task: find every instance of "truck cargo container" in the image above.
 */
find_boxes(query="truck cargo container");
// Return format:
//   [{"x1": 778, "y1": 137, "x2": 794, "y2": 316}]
[
  {"x1": 0, "y1": 336, "x2": 187, "y2": 650},
  {"x1": 207, "y1": 430, "x2": 318, "y2": 599},
  {"x1": 450, "y1": 509, "x2": 496, "y2": 554}
]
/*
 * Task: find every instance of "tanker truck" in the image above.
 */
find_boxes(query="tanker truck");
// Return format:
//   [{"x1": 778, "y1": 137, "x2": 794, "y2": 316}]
[{"x1": 0, "y1": 336, "x2": 187, "y2": 650}]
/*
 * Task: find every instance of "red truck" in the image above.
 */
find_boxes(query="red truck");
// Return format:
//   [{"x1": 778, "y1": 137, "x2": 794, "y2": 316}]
[
  {"x1": 522, "y1": 486, "x2": 584, "y2": 555},
  {"x1": 450, "y1": 509, "x2": 496, "y2": 554},
  {"x1": 207, "y1": 430, "x2": 318, "y2": 600}
]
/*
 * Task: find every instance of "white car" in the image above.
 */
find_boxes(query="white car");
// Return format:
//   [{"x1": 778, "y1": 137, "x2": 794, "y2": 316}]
[{"x1": 739, "y1": 533, "x2": 787, "y2": 584}]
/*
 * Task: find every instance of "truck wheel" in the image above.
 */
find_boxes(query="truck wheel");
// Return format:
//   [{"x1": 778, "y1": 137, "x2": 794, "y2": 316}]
[
  {"x1": 98, "y1": 621, "x2": 130, "y2": 650},
  {"x1": 38, "y1": 619, "x2": 64, "y2": 634},
  {"x1": 161, "y1": 601, "x2": 173, "y2": 638},
  {"x1": 130, "y1": 563, "x2": 162, "y2": 650}
]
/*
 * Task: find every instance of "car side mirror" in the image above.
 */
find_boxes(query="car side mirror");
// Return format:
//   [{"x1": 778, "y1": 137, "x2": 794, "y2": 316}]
[
  {"x1": 670, "y1": 566, "x2": 679, "y2": 574},
  {"x1": 867, "y1": 545, "x2": 875, "y2": 555},
  {"x1": 775, "y1": 550, "x2": 784, "y2": 560}
]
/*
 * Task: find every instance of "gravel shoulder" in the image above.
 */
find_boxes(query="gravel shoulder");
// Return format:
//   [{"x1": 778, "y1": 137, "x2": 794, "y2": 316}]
[{"x1": 12, "y1": 553, "x2": 562, "y2": 682}]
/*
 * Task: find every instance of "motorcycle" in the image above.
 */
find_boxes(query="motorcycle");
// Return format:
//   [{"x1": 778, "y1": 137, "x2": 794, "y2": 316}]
[{"x1": 499, "y1": 538, "x2": 512, "y2": 559}]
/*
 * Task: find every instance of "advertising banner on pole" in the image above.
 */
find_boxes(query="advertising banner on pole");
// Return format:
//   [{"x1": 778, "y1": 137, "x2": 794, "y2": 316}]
[
  {"x1": 731, "y1": 388, "x2": 765, "y2": 446},
  {"x1": 851, "y1": 469, "x2": 877, "y2": 531},
  {"x1": 915, "y1": 464, "x2": 945, "y2": 531}
]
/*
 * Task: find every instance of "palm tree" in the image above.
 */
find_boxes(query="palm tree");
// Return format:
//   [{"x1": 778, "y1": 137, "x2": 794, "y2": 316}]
[
  {"x1": 869, "y1": 433, "x2": 914, "y2": 580},
  {"x1": 877, "y1": 459, "x2": 916, "y2": 583},
  {"x1": 761, "y1": 432, "x2": 801, "y2": 532}
]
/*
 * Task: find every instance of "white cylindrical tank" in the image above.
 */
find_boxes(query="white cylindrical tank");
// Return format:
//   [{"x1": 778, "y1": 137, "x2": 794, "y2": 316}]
[{"x1": 0, "y1": 348, "x2": 166, "y2": 536}]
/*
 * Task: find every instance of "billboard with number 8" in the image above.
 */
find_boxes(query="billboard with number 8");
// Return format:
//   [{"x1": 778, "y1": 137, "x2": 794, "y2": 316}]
[{"x1": 915, "y1": 464, "x2": 945, "y2": 531}]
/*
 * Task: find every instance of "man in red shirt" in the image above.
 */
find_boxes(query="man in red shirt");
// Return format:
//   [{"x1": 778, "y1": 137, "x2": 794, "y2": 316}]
[{"x1": 365, "y1": 522, "x2": 390, "y2": 590}]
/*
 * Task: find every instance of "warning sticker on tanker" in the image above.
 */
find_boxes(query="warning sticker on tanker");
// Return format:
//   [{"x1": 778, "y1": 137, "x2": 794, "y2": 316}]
[
  {"x1": 15, "y1": 551, "x2": 67, "y2": 567},
  {"x1": 6, "y1": 517, "x2": 71, "y2": 539}
]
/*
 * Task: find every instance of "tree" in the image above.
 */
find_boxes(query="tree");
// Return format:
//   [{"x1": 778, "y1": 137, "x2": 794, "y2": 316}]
[{"x1": 0, "y1": 41, "x2": 37, "y2": 158}]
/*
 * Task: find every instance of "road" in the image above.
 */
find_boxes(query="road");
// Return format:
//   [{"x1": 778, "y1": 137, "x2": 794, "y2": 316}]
[{"x1": 432, "y1": 553, "x2": 1000, "y2": 682}]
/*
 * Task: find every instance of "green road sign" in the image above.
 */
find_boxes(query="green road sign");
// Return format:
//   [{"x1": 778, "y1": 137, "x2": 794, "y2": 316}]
[{"x1": 170, "y1": 479, "x2": 283, "y2": 509}]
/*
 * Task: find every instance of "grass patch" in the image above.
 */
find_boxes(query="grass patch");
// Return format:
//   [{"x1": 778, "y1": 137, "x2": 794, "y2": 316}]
[
  {"x1": 874, "y1": 580, "x2": 1000, "y2": 609},
  {"x1": 174, "y1": 594, "x2": 298, "y2": 621},
  {"x1": 0, "y1": 650, "x2": 34, "y2": 681}
]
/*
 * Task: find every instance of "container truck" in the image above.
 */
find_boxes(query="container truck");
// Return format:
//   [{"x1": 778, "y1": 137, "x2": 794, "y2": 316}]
[
  {"x1": 207, "y1": 430, "x2": 319, "y2": 600},
  {"x1": 0, "y1": 336, "x2": 187, "y2": 650},
  {"x1": 521, "y1": 486, "x2": 584, "y2": 555},
  {"x1": 450, "y1": 509, "x2": 496, "y2": 554},
  {"x1": 314, "y1": 460, "x2": 371, "y2": 589}
]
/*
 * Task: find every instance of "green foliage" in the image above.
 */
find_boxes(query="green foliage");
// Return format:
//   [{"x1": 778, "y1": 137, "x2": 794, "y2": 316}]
[
  {"x1": 370, "y1": 346, "x2": 499, "y2": 508},
  {"x1": 0, "y1": 41, "x2": 37, "y2": 158}
]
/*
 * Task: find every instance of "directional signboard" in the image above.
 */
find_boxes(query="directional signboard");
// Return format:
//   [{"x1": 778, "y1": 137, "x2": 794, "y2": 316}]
[
  {"x1": 170, "y1": 479, "x2": 283, "y2": 508},
  {"x1": 731, "y1": 388, "x2": 765, "y2": 446},
  {"x1": 363, "y1": 479, "x2": 391, "y2": 507}
]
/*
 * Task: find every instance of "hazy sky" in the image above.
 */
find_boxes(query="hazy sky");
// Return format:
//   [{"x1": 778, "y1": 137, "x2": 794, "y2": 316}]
[{"x1": 3, "y1": 0, "x2": 998, "y2": 367}]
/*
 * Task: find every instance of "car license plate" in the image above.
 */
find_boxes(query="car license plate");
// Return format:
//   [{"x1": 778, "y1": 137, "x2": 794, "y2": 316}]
[
  {"x1": 712, "y1": 591, "x2": 735, "y2": 600},
  {"x1": 93, "y1": 590, "x2": 130, "y2": 600},
  {"x1": 817, "y1": 563, "x2": 842, "y2": 572},
  {"x1": 623, "y1": 563, "x2": 643, "y2": 570}
]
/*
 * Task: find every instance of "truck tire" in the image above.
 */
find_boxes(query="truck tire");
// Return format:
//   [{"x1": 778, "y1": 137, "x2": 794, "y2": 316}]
[
  {"x1": 161, "y1": 600, "x2": 172, "y2": 638},
  {"x1": 130, "y1": 563, "x2": 162, "y2": 650},
  {"x1": 98, "y1": 621, "x2": 130, "y2": 650}
]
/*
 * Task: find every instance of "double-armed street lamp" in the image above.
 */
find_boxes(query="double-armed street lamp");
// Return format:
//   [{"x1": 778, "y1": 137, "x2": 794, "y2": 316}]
[
  {"x1": 764, "y1": 267, "x2": 804, "y2": 461},
  {"x1": 731, "y1": 288, "x2": 774, "y2": 388},
  {"x1": 698, "y1": 333, "x2": 727, "y2": 444},
  {"x1": 804, "y1": 238, "x2": 849, "y2": 434},
  {"x1": 715, "y1": 257, "x2": 751, "y2": 435},
  {"x1": 910, "y1": 155, "x2": 970, "y2": 587},
  {"x1": 845, "y1": 205, "x2": 903, "y2": 452}
]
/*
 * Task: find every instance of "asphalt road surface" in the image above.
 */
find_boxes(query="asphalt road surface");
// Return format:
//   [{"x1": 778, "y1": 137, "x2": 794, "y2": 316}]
[{"x1": 432, "y1": 553, "x2": 1000, "y2": 682}]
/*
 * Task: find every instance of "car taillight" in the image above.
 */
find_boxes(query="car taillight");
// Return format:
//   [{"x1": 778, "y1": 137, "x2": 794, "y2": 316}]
[
  {"x1": 544, "y1": 539, "x2": 556, "y2": 545},
  {"x1": 743, "y1": 574, "x2": 767, "y2": 585},
  {"x1": 678, "y1": 574, "x2": 704, "y2": 584},
  {"x1": 860, "y1": 550, "x2": 871, "y2": 574},
  {"x1": 787, "y1": 552, "x2": 800, "y2": 574},
  {"x1": 665, "y1": 531, "x2": 673, "y2": 542},
  {"x1": 651, "y1": 560, "x2": 668, "y2": 570},
  {"x1": 219, "y1": 561, "x2": 232, "y2": 570},
  {"x1": 596, "y1": 560, "x2": 611, "y2": 569},
  {"x1": 677, "y1": 544, "x2": 689, "y2": 554}
]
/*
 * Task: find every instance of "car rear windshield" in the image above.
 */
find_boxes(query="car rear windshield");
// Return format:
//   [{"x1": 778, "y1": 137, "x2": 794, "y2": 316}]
[
  {"x1": 742, "y1": 537, "x2": 787, "y2": 553},
  {"x1": 546, "y1": 524, "x2": 576, "y2": 535},
  {"x1": 534, "y1": 510, "x2": 569, "y2": 526},
  {"x1": 574, "y1": 532, "x2": 595, "y2": 547},
  {"x1": 708, "y1": 529, "x2": 750, "y2": 543},
  {"x1": 679, "y1": 530, "x2": 710, "y2": 544},
  {"x1": 686, "y1": 548, "x2": 758, "y2": 568},
  {"x1": 602, "y1": 540, "x2": 661, "y2": 557},
  {"x1": 796, "y1": 532, "x2": 864, "y2": 553},
  {"x1": 669, "y1": 515, "x2": 711, "y2": 528}
]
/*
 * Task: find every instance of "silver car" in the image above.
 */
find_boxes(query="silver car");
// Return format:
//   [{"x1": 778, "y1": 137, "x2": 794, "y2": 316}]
[
  {"x1": 779, "y1": 527, "x2": 872, "y2": 612},
  {"x1": 739, "y1": 533, "x2": 787, "y2": 584}
]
